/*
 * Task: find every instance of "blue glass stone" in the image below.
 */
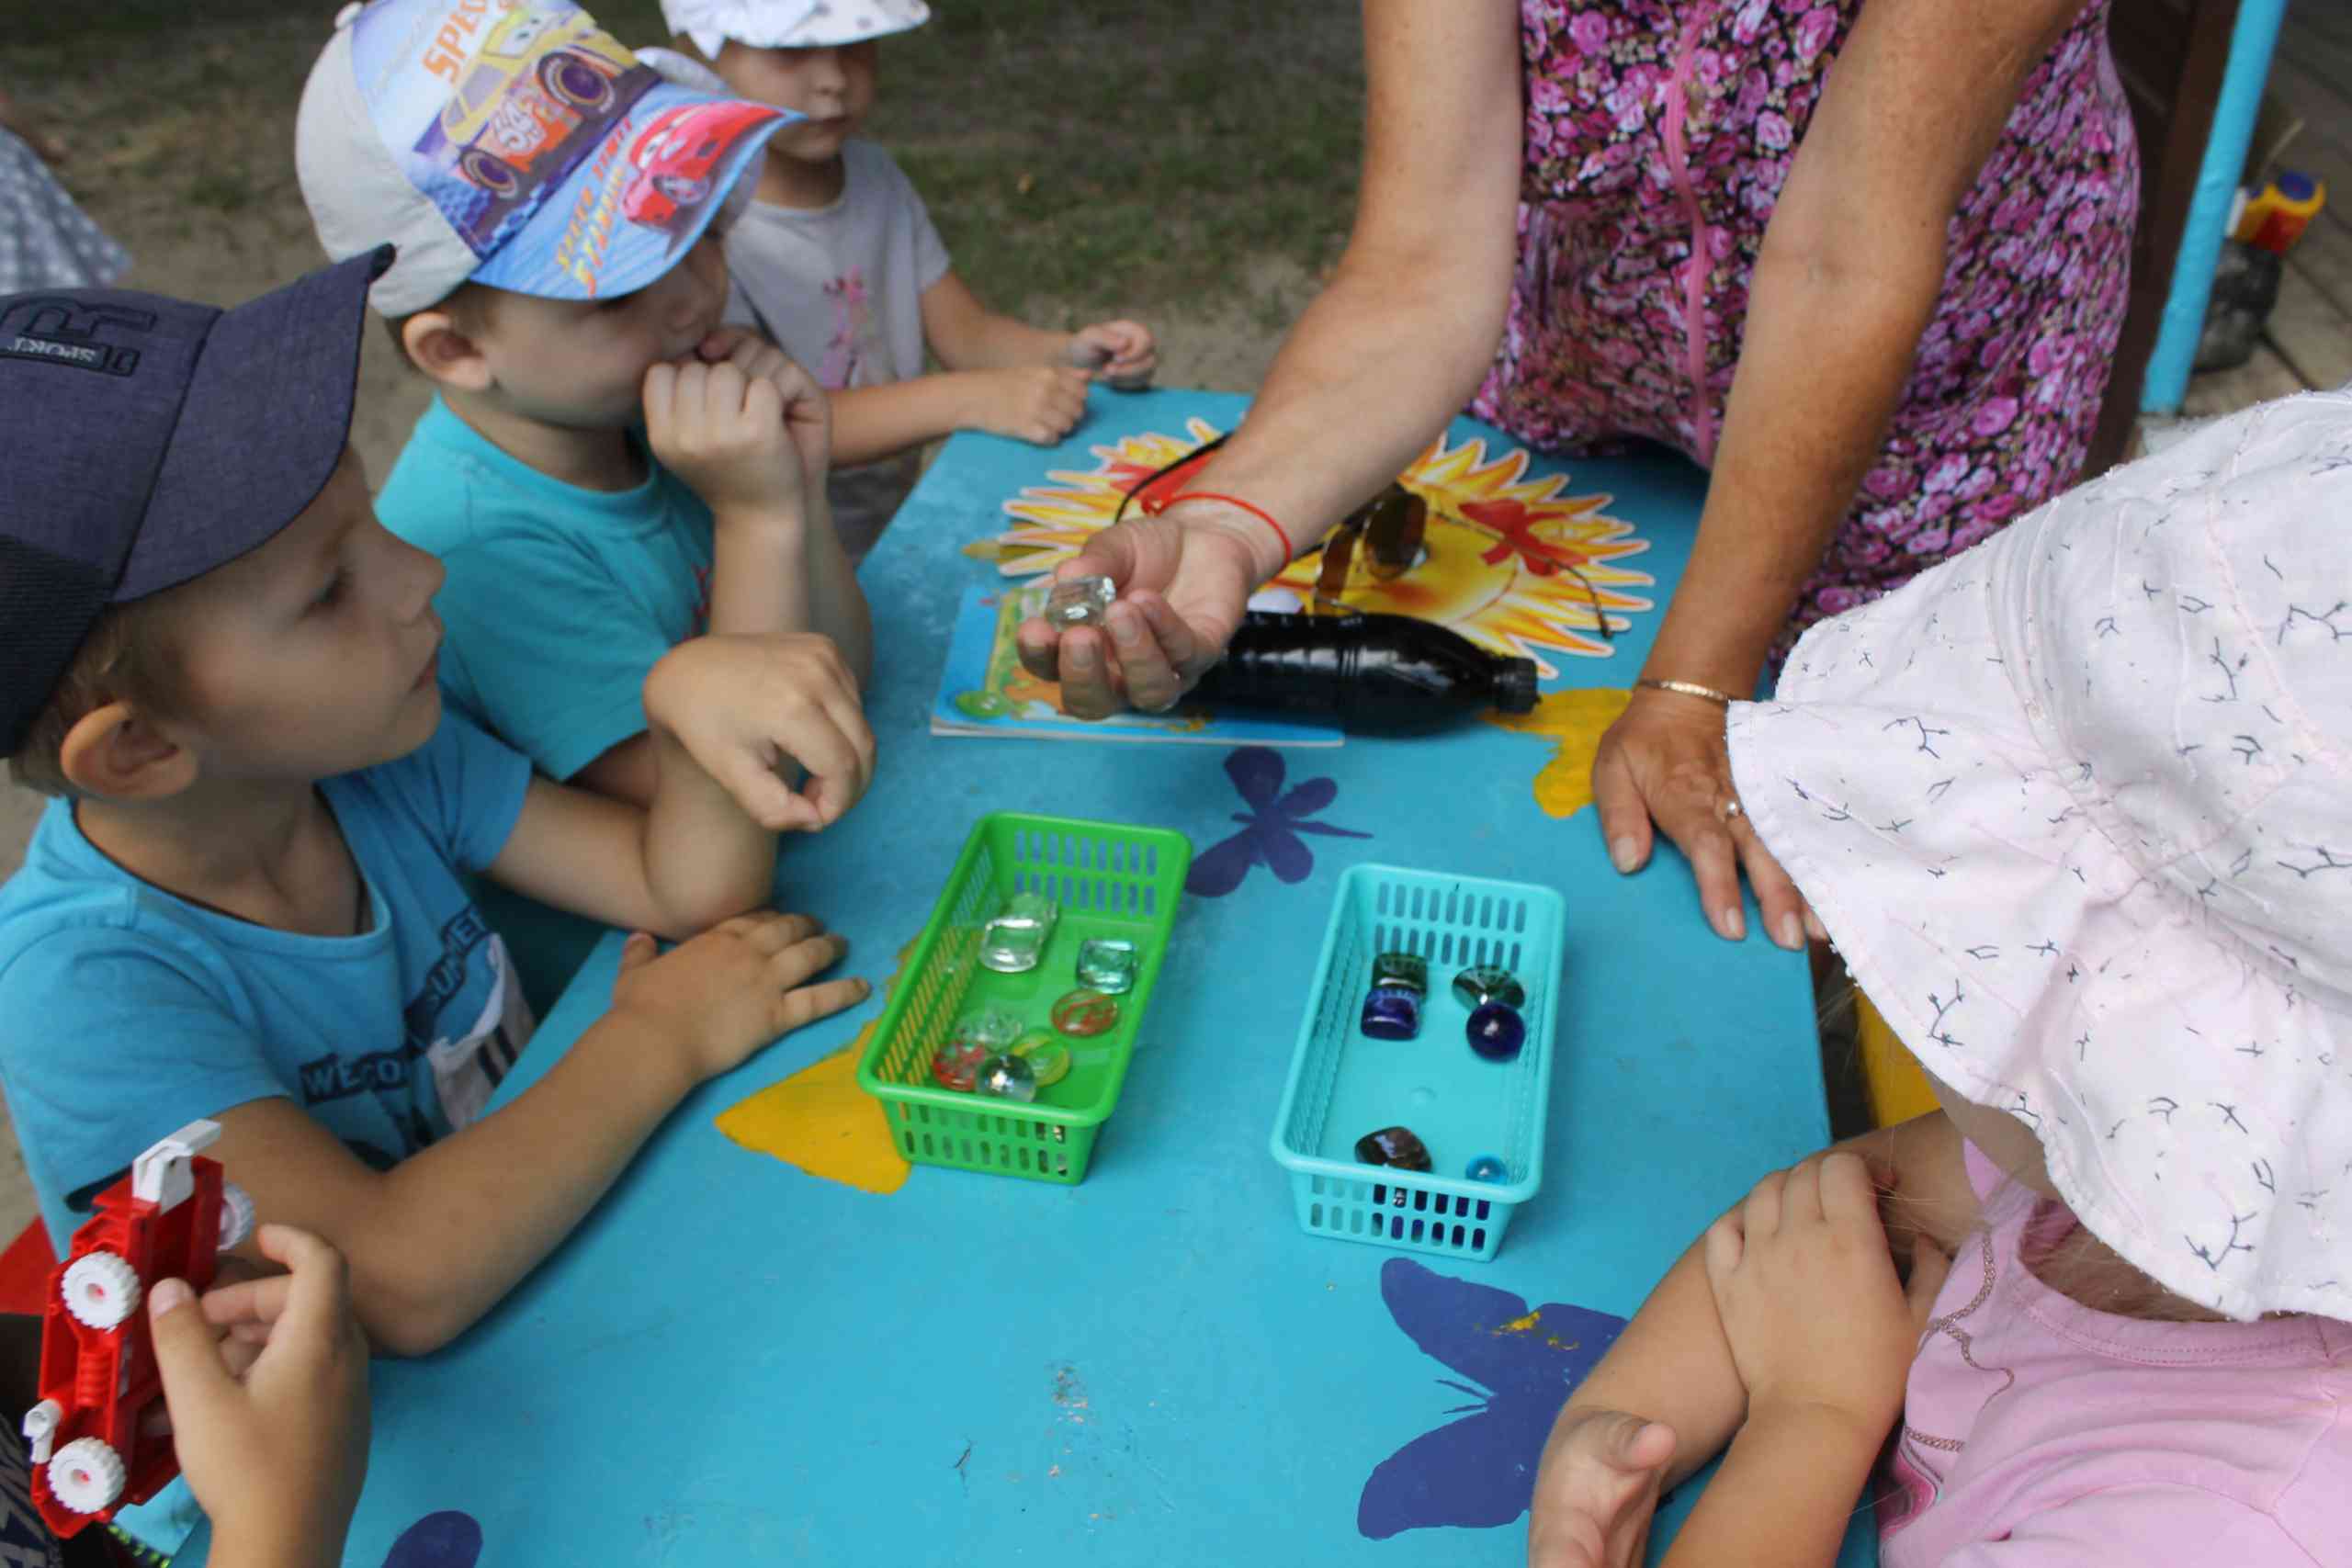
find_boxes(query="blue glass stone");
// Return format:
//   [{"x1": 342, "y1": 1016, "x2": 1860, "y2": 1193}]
[
  {"x1": 1075, "y1": 937, "x2": 1139, "y2": 994},
  {"x1": 1360, "y1": 985, "x2": 1422, "y2": 1040},
  {"x1": 1465, "y1": 1002, "x2": 1526, "y2": 1061},
  {"x1": 1464, "y1": 1155, "x2": 1509, "y2": 1183}
]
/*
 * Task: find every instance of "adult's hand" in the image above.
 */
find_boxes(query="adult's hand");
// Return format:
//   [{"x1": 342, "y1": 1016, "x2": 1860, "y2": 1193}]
[
  {"x1": 1014, "y1": 502, "x2": 1277, "y2": 717},
  {"x1": 1590, "y1": 687, "x2": 1819, "y2": 951}
]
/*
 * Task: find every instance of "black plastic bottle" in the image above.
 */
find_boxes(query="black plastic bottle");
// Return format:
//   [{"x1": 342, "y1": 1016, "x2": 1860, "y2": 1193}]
[{"x1": 1192, "y1": 612, "x2": 1540, "y2": 734}]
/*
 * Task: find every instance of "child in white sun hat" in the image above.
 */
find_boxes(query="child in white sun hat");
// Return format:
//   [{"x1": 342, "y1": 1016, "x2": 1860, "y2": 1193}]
[
  {"x1": 650, "y1": 0, "x2": 1160, "y2": 562},
  {"x1": 1522, "y1": 389, "x2": 2352, "y2": 1567}
]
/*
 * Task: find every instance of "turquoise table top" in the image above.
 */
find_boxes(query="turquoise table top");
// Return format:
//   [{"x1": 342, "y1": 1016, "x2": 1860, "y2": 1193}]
[{"x1": 209, "y1": 389, "x2": 1871, "y2": 1566}]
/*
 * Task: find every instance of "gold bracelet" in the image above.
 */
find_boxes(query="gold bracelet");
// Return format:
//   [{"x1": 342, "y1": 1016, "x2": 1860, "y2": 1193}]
[{"x1": 1636, "y1": 678, "x2": 1737, "y2": 706}]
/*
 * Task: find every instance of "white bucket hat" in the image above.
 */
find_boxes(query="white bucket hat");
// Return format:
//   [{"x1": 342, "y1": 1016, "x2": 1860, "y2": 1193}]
[
  {"x1": 1728, "y1": 389, "x2": 2352, "y2": 1323},
  {"x1": 660, "y1": 0, "x2": 932, "y2": 57},
  {"x1": 298, "y1": 0, "x2": 795, "y2": 316}
]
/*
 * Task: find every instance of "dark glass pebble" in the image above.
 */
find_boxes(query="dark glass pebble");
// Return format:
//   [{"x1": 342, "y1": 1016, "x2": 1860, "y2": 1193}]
[
  {"x1": 1354, "y1": 1125, "x2": 1432, "y2": 1171},
  {"x1": 1465, "y1": 1002, "x2": 1526, "y2": 1061},
  {"x1": 1359, "y1": 985, "x2": 1422, "y2": 1040}
]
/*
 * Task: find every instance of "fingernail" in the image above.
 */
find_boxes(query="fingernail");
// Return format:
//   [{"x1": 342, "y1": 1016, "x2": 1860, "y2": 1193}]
[
  {"x1": 1609, "y1": 837, "x2": 1641, "y2": 874},
  {"x1": 1804, "y1": 909, "x2": 1829, "y2": 943},
  {"x1": 1776, "y1": 913, "x2": 1804, "y2": 951},
  {"x1": 1713, "y1": 906, "x2": 1747, "y2": 942},
  {"x1": 149, "y1": 1278, "x2": 191, "y2": 1315}
]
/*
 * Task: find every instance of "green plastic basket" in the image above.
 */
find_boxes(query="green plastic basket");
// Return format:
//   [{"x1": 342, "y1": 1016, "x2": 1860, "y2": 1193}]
[{"x1": 854, "y1": 812, "x2": 1192, "y2": 1184}]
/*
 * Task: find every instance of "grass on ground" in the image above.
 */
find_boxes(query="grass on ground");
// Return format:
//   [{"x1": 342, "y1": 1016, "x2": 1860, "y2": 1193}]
[{"x1": 6, "y1": 0, "x2": 1364, "y2": 321}]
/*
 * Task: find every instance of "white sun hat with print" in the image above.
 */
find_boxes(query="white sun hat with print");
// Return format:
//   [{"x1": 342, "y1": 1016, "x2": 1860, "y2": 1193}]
[
  {"x1": 659, "y1": 0, "x2": 932, "y2": 57},
  {"x1": 1727, "y1": 389, "x2": 2352, "y2": 1323},
  {"x1": 298, "y1": 0, "x2": 799, "y2": 316}
]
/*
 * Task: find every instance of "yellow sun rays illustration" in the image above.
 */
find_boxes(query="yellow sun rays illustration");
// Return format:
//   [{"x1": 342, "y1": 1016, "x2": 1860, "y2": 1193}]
[{"x1": 970, "y1": 419, "x2": 1656, "y2": 677}]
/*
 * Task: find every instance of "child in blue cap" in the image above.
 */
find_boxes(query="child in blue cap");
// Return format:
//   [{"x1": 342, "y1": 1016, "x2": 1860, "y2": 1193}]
[
  {"x1": 0, "y1": 254, "x2": 868, "y2": 1550},
  {"x1": 298, "y1": 0, "x2": 873, "y2": 813}
]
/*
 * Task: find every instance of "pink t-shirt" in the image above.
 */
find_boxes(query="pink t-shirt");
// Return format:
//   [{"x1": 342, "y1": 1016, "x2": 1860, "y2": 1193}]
[{"x1": 1880, "y1": 1142, "x2": 2352, "y2": 1564}]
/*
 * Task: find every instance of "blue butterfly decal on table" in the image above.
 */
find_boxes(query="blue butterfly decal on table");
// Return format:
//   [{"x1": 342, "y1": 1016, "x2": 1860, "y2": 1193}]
[
  {"x1": 1185, "y1": 746, "x2": 1372, "y2": 897},
  {"x1": 380, "y1": 1511, "x2": 481, "y2": 1567},
  {"x1": 1359, "y1": 1258, "x2": 1627, "y2": 1540}
]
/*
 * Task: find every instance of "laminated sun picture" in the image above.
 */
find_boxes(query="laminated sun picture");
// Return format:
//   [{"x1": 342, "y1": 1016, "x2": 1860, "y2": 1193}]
[{"x1": 972, "y1": 418, "x2": 1657, "y2": 677}]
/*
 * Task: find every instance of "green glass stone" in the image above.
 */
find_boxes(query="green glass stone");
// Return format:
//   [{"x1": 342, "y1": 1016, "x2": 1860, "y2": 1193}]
[
  {"x1": 1371, "y1": 951, "x2": 1428, "y2": 995},
  {"x1": 1451, "y1": 964, "x2": 1526, "y2": 1010}
]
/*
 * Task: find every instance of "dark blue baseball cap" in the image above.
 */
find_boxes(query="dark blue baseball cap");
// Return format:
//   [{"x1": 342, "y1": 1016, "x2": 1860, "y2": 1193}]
[{"x1": 0, "y1": 245, "x2": 390, "y2": 757}]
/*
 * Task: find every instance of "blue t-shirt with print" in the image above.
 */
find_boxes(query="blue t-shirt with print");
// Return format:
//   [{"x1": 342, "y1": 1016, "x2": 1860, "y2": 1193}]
[
  {"x1": 374, "y1": 396, "x2": 716, "y2": 782},
  {"x1": 0, "y1": 711, "x2": 534, "y2": 1256}
]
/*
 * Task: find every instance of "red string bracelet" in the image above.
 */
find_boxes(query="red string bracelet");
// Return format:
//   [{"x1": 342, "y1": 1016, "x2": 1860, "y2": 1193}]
[{"x1": 1143, "y1": 490, "x2": 1295, "y2": 565}]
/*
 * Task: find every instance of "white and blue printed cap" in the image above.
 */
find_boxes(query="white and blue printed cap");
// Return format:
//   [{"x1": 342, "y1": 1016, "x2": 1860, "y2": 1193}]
[
  {"x1": 1728, "y1": 389, "x2": 2352, "y2": 1322},
  {"x1": 298, "y1": 0, "x2": 798, "y2": 316},
  {"x1": 658, "y1": 0, "x2": 931, "y2": 57}
]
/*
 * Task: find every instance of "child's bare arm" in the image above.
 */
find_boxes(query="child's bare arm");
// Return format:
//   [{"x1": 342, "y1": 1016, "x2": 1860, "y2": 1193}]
[
  {"x1": 645, "y1": 348, "x2": 810, "y2": 638},
  {"x1": 206, "y1": 915, "x2": 865, "y2": 1356},
  {"x1": 920, "y1": 270, "x2": 1080, "y2": 370},
  {"x1": 1656, "y1": 1152, "x2": 1951, "y2": 1568},
  {"x1": 494, "y1": 637, "x2": 876, "y2": 933},
  {"x1": 680, "y1": 331, "x2": 873, "y2": 683},
  {"x1": 825, "y1": 269, "x2": 1151, "y2": 462},
  {"x1": 1528, "y1": 1112, "x2": 1972, "y2": 1566},
  {"x1": 825, "y1": 367, "x2": 1088, "y2": 458}
]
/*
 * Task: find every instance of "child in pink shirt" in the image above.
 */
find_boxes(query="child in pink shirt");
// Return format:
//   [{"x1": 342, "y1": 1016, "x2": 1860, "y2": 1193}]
[{"x1": 1524, "y1": 389, "x2": 2352, "y2": 1567}]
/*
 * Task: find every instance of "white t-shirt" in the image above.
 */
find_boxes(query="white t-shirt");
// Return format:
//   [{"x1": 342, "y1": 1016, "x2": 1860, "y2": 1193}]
[{"x1": 721, "y1": 139, "x2": 952, "y2": 561}]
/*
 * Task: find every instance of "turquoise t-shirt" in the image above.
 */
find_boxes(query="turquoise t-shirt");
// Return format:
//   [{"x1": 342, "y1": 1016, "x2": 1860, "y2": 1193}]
[
  {"x1": 374, "y1": 397, "x2": 717, "y2": 781},
  {"x1": 0, "y1": 711, "x2": 534, "y2": 1257}
]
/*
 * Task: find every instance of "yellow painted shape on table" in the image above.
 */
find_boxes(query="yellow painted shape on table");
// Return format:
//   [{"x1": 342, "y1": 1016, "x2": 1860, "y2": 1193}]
[
  {"x1": 713, "y1": 940, "x2": 918, "y2": 1195},
  {"x1": 1481, "y1": 687, "x2": 1634, "y2": 820}
]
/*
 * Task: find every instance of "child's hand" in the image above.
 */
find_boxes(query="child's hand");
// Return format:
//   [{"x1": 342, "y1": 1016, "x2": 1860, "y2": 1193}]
[
  {"x1": 1069, "y1": 320, "x2": 1157, "y2": 390},
  {"x1": 1527, "y1": 1407, "x2": 1677, "y2": 1568},
  {"x1": 1702, "y1": 1151, "x2": 1928, "y2": 1442},
  {"x1": 644, "y1": 355, "x2": 802, "y2": 523},
  {"x1": 147, "y1": 1225, "x2": 369, "y2": 1568},
  {"x1": 699, "y1": 326, "x2": 833, "y2": 492},
  {"x1": 611, "y1": 914, "x2": 868, "y2": 1083},
  {"x1": 645, "y1": 632, "x2": 876, "y2": 831},
  {"x1": 972, "y1": 365, "x2": 1091, "y2": 445}
]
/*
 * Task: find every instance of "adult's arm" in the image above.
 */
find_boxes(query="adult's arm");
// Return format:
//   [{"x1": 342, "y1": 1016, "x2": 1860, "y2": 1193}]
[
  {"x1": 1017, "y1": 0, "x2": 1523, "y2": 716},
  {"x1": 1592, "y1": 0, "x2": 2096, "y2": 952}
]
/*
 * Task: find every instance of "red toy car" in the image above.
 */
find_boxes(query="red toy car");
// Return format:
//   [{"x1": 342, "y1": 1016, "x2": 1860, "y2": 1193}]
[
  {"x1": 21, "y1": 1121, "x2": 253, "y2": 1535},
  {"x1": 621, "y1": 99, "x2": 777, "y2": 230}
]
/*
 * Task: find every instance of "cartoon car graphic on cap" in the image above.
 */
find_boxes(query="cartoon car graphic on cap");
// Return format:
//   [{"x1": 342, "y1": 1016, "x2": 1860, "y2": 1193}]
[
  {"x1": 21, "y1": 1121, "x2": 254, "y2": 1537},
  {"x1": 620, "y1": 99, "x2": 777, "y2": 229},
  {"x1": 435, "y1": 5, "x2": 638, "y2": 199}
]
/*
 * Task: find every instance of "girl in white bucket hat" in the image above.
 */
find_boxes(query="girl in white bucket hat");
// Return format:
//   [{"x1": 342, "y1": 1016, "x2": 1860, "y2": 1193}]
[
  {"x1": 1526, "y1": 390, "x2": 2352, "y2": 1567},
  {"x1": 648, "y1": 0, "x2": 1159, "y2": 565}
]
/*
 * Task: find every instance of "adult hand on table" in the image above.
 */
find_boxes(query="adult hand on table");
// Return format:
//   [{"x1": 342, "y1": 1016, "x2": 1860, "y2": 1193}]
[
  {"x1": 1014, "y1": 502, "x2": 1276, "y2": 717},
  {"x1": 1591, "y1": 686, "x2": 1820, "y2": 952}
]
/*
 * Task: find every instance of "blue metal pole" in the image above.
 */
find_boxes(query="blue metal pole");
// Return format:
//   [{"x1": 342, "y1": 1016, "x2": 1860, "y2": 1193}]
[{"x1": 2140, "y1": 0, "x2": 2291, "y2": 413}]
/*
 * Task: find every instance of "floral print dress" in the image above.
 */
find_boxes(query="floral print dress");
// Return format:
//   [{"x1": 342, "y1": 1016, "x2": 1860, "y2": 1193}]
[{"x1": 1471, "y1": 0, "x2": 2138, "y2": 646}]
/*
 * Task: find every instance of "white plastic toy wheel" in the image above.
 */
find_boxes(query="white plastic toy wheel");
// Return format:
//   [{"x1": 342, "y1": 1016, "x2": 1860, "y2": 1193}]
[
  {"x1": 60, "y1": 1252, "x2": 140, "y2": 1330},
  {"x1": 217, "y1": 1181, "x2": 256, "y2": 1251},
  {"x1": 45, "y1": 1437, "x2": 124, "y2": 1516}
]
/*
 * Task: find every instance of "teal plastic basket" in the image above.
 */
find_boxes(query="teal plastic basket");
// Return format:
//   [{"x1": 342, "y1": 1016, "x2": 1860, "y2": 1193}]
[{"x1": 1270, "y1": 864, "x2": 1566, "y2": 1261}]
